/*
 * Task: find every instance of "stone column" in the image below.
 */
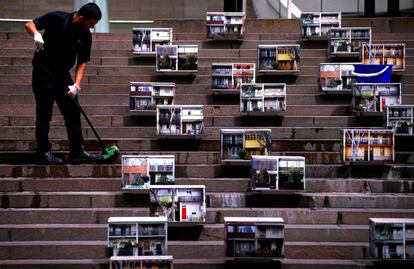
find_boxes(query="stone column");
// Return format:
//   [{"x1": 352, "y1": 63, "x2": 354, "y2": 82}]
[
  {"x1": 388, "y1": 0, "x2": 400, "y2": 17},
  {"x1": 364, "y1": 0, "x2": 375, "y2": 17}
]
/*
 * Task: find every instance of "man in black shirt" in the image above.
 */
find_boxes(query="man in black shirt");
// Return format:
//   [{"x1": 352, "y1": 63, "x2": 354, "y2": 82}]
[{"x1": 25, "y1": 3, "x2": 102, "y2": 164}]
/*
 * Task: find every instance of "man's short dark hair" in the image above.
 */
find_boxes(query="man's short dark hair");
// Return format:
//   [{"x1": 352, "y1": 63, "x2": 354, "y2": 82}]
[{"x1": 78, "y1": 3, "x2": 102, "y2": 21}]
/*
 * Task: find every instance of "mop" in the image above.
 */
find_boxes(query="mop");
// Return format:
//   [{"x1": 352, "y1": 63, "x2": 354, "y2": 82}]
[{"x1": 75, "y1": 99, "x2": 120, "y2": 164}]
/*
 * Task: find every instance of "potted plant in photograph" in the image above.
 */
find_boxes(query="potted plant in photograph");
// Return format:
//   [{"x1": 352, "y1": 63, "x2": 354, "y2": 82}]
[
  {"x1": 159, "y1": 54, "x2": 171, "y2": 70},
  {"x1": 180, "y1": 53, "x2": 197, "y2": 70},
  {"x1": 158, "y1": 174, "x2": 173, "y2": 185},
  {"x1": 327, "y1": 79, "x2": 338, "y2": 88},
  {"x1": 119, "y1": 239, "x2": 134, "y2": 256},
  {"x1": 288, "y1": 167, "x2": 304, "y2": 189},
  {"x1": 335, "y1": 79, "x2": 342, "y2": 86},
  {"x1": 131, "y1": 174, "x2": 143, "y2": 187},
  {"x1": 237, "y1": 149, "x2": 247, "y2": 160},
  {"x1": 397, "y1": 121, "x2": 409, "y2": 134},
  {"x1": 243, "y1": 84, "x2": 255, "y2": 97},
  {"x1": 256, "y1": 169, "x2": 269, "y2": 188},
  {"x1": 338, "y1": 41, "x2": 350, "y2": 52}
]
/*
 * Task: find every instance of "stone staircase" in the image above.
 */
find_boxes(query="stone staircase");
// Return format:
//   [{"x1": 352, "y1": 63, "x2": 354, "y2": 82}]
[{"x1": 0, "y1": 17, "x2": 414, "y2": 269}]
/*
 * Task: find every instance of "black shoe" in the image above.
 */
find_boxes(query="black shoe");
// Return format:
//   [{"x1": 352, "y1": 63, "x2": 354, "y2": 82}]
[
  {"x1": 70, "y1": 149, "x2": 99, "y2": 164},
  {"x1": 35, "y1": 151, "x2": 64, "y2": 165}
]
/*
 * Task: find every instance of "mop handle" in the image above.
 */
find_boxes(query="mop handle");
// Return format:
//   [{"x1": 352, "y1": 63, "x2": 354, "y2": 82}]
[{"x1": 74, "y1": 98, "x2": 105, "y2": 148}]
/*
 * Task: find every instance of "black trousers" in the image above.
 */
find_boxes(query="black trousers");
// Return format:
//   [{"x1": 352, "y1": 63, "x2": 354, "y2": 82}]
[{"x1": 33, "y1": 86, "x2": 84, "y2": 154}]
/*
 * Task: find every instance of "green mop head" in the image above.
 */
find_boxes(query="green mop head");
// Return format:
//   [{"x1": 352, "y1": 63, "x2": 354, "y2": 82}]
[{"x1": 98, "y1": 145, "x2": 120, "y2": 164}]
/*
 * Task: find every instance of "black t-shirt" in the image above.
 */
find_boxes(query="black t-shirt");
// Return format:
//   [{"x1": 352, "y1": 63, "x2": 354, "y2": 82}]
[{"x1": 32, "y1": 11, "x2": 92, "y2": 88}]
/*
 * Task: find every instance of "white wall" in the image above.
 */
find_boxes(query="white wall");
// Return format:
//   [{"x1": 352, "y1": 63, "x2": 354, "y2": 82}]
[{"x1": 294, "y1": 0, "x2": 413, "y2": 14}]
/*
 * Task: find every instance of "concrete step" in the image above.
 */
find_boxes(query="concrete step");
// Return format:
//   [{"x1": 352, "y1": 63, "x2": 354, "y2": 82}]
[
  {"x1": 0, "y1": 48, "x2": 334, "y2": 60},
  {"x1": 206, "y1": 207, "x2": 414, "y2": 225},
  {"x1": 0, "y1": 258, "x2": 377, "y2": 269},
  {"x1": 170, "y1": 241, "x2": 224, "y2": 258},
  {"x1": 2, "y1": 63, "x2": 414, "y2": 79},
  {"x1": 0, "y1": 177, "x2": 247, "y2": 193},
  {"x1": 5, "y1": 189, "x2": 386, "y2": 209},
  {"x1": 0, "y1": 223, "x2": 367, "y2": 243},
  {"x1": 163, "y1": 17, "x2": 414, "y2": 36},
  {"x1": 0, "y1": 206, "x2": 412, "y2": 225},
  {"x1": 1, "y1": 55, "x2": 414, "y2": 73},
  {"x1": 0, "y1": 259, "x2": 107, "y2": 269},
  {"x1": 0, "y1": 84, "x2": 330, "y2": 95},
  {"x1": 1, "y1": 164, "x2": 414, "y2": 179},
  {"x1": 306, "y1": 178, "x2": 414, "y2": 193},
  {"x1": 1, "y1": 177, "x2": 412, "y2": 194},
  {"x1": 205, "y1": 115, "x2": 382, "y2": 128},
  {"x1": 285, "y1": 241, "x2": 366, "y2": 259},
  {"x1": 0, "y1": 224, "x2": 106, "y2": 242},
  {"x1": 0, "y1": 164, "x2": 221, "y2": 178},
  {"x1": 302, "y1": 192, "x2": 414, "y2": 209},
  {"x1": 171, "y1": 240, "x2": 367, "y2": 260},
  {"x1": 2, "y1": 55, "x2": 414, "y2": 68},
  {"x1": 0, "y1": 208, "x2": 148, "y2": 224},
  {"x1": 1, "y1": 17, "x2": 413, "y2": 38},
  {"x1": 3, "y1": 33, "x2": 414, "y2": 51},
  {"x1": 0, "y1": 239, "x2": 366, "y2": 260},
  {"x1": 2, "y1": 74, "x2": 413, "y2": 86},
  {"x1": 6, "y1": 92, "x2": 399, "y2": 106},
  {"x1": 3, "y1": 83, "x2": 413, "y2": 96},
  {"x1": 0, "y1": 241, "x2": 107, "y2": 260},
  {"x1": 0, "y1": 150, "x2": 343, "y2": 166},
  {"x1": 207, "y1": 191, "x2": 414, "y2": 209},
  {"x1": 281, "y1": 259, "x2": 375, "y2": 269},
  {"x1": 0, "y1": 104, "x2": 352, "y2": 117},
  {"x1": 0, "y1": 115, "x2": 384, "y2": 128},
  {"x1": 0, "y1": 190, "x2": 306, "y2": 209},
  {"x1": 4, "y1": 136, "x2": 409, "y2": 155},
  {"x1": 0, "y1": 138, "x2": 344, "y2": 153},
  {"x1": 2, "y1": 23, "x2": 412, "y2": 40},
  {"x1": 9, "y1": 93, "x2": 410, "y2": 108},
  {"x1": 0, "y1": 63, "x2": 320, "y2": 77},
  {"x1": 0, "y1": 151, "x2": 222, "y2": 165},
  {"x1": 0, "y1": 191, "x2": 150, "y2": 208},
  {"x1": 285, "y1": 224, "x2": 367, "y2": 243},
  {"x1": 0, "y1": 126, "x2": 348, "y2": 140}
]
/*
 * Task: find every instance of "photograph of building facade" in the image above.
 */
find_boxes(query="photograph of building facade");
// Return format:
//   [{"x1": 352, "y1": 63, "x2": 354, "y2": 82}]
[
  {"x1": 211, "y1": 63, "x2": 255, "y2": 93},
  {"x1": 384, "y1": 105, "x2": 414, "y2": 135},
  {"x1": 361, "y1": 43, "x2": 405, "y2": 72},
  {"x1": 319, "y1": 63, "x2": 357, "y2": 91},
  {"x1": 251, "y1": 156, "x2": 305, "y2": 191},
  {"x1": 132, "y1": 28, "x2": 172, "y2": 56},
  {"x1": 329, "y1": 27, "x2": 371, "y2": 56},
  {"x1": 107, "y1": 217, "x2": 168, "y2": 258},
  {"x1": 221, "y1": 129, "x2": 272, "y2": 160},
  {"x1": 240, "y1": 83, "x2": 286, "y2": 113},
  {"x1": 129, "y1": 82, "x2": 175, "y2": 111},
  {"x1": 301, "y1": 12, "x2": 341, "y2": 38},
  {"x1": 258, "y1": 45, "x2": 300, "y2": 73},
  {"x1": 110, "y1": 256, "x2": 173, "y2": 269},
  {"x1": 225, "y1": 217, "x2": 284, "y2": 258},
  {"x1": 343, "y1": 129, "x2": 394, "y2": 162},
  {"x1": 352, "y1": 83, "x2": 402, "y2": 113},
  {"x1": 156, "y1": 45, "x2": 198, "y2": 72},
  {"x1": 156, "y1": 105, "x2": 204, "y2": 136},
  {"x1": 150, "y1": 186, "x2": 206, "y2": 223},
  {"x1": 369, "y1": 218, "x2": 414, "y2": 260},
  {"x1": 121, "y1": 155, "x2": 175, "y2": 189},
  {"x1": 206, "y1": 12, "x2": 245, "y2": 39}
]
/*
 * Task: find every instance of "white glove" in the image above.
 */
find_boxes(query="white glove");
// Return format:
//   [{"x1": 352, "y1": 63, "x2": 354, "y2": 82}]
[
  {"x1": 67, "y1": 84, "x2": 81, "y2": 99},
  {"x1": 33, "y1": 32, "x2": 44, "y2": 51}
]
